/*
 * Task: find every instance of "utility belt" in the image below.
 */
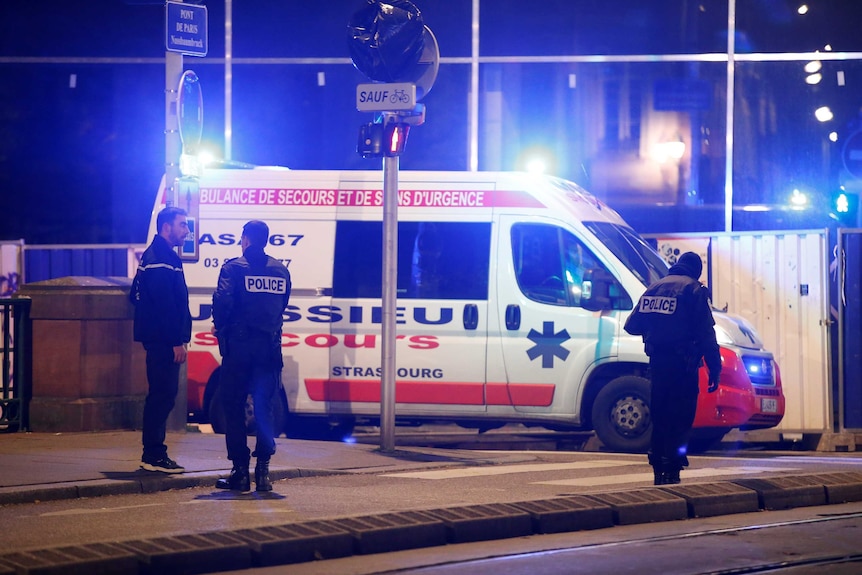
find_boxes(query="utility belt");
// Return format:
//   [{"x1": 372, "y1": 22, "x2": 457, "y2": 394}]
[
  {"x1": 217, "y1": 325, "x2": 281, "y2": 359},
  {"x1": 645, "y1": 341, "x2": 702, "y2": 371},
  {"x1": 645, "y1": 340, "x2": 696, "y2": 357},
  {"x1": 226, "y1": 325, "x2": 281, "y2": 341}
]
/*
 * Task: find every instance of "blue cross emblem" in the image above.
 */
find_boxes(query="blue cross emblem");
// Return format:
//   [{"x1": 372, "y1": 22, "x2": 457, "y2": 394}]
[{"x1": 526, "y1": 321, "x2": 570, "y2": 368}]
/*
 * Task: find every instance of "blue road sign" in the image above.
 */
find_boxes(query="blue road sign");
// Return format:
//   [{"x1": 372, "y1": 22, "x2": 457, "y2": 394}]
[{"x1": 166, "y1": 1, "x2": 208, "y2": 57}]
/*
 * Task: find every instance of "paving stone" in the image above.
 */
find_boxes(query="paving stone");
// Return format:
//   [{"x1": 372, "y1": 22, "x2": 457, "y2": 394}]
[
  {"x1": 511, "y1": 496, "x2": 615, "y2": 534},
  {"x1": 118, "y1": 532, "x2": 251, "y2": 575},
  {"x1": 231, "y1": 521, "x2": 354, "y2": 566},
  {"x1": 733, "y1": 476, "x2": 827, "y2": 510},
  {"x1": 813, "y1": 471, "x2": 862, "y2": 504},
  {"x1": 327, "y1": 511, "x2": 447, "y2": 555},
  {"x1": 0, "y1": 543, "x2": 138, "y2": 575},
  {"x1": 425, "y1": 503, "x2": 533, "y2": 543},
  {"x1": 585, "y1": 488, "x2": 688, "y2": 525},
  {"x1": 660, "y1": 482, "x2": 760, "y2": 517}
]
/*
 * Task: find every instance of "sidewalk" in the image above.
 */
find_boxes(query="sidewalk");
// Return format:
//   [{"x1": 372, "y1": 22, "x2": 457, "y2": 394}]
[
  {"x1": 2, "y1": 429, "x2": 862, "y2": 575},
  {"x1": 0, "y1": 428, "x2": 531, "y2": 505}
]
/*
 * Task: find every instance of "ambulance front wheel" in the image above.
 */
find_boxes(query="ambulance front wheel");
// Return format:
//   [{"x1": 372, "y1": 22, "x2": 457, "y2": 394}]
[{"x1": 591, "y1": 375, "x2": 652, "y2": 453}]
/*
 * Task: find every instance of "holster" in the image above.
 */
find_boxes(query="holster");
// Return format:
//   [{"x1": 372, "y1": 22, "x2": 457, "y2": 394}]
[
  {"x1": 270, "y1": 331, "x2": 283, "y2": 369},
  {"x1": 685, "y1": 354, "x2": 703, "y2": 373},
  {"x1": 215, "y1": 328, "x2": 229, "y2": 358}
]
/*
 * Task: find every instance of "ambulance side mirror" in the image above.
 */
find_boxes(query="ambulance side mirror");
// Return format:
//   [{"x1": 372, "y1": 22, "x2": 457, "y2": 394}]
[{"x1": 581, "y1": 268, "x2": 615, "y2": 312}]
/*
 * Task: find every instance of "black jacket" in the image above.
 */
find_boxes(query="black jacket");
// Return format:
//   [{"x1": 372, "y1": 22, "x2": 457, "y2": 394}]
[
  {"x1": 212, "y1": 246, "x2": 291, "y2": 337},
  {"x1": 129, "y1": 234, "x2": 192, "y2": 346},
  {"x1": 624, "y1": 266, "x2": 721, "y2": 374}
]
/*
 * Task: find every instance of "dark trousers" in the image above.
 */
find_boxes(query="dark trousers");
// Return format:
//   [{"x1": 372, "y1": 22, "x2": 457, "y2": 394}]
[
  {"x1": 649, "y1": 354, "x2": 699, "y2": 471},
  {"x1": 220, "y1": 335, "x2": 280, "y2": 467},
  {"x1": 142, "y1": 344, "x2": 179, "y2": 461}
]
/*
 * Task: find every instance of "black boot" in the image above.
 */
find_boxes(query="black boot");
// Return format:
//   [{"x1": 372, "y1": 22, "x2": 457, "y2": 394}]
[
  {"x1": 216, "y1": 465, "x2": 250, "y2": 491},
  {"x1": 664, "y1": 467, "x2": 681, "y2": 484},
  {"x1": 255, "y1": 458, "x2": 272, "y2": 492},
  {"x1": 649, "y1": 452, "x2": 665, "y2": 485}
]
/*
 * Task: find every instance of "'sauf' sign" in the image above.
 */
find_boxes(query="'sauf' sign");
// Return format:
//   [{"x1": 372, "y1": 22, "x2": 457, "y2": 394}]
[{"x1": 356, "y1": 83, "x2": 416, "y2": 112}]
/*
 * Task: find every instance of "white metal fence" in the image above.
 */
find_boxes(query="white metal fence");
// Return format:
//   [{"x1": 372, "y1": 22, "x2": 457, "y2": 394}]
[{"x1": 647, "y1": 230, "x2": 833, "y2": 435}]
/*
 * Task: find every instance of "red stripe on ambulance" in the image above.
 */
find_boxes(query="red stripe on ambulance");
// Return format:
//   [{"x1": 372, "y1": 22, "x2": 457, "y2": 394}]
[{"x1": 305, "y1": 379, "x2": 555, "y2": 407}]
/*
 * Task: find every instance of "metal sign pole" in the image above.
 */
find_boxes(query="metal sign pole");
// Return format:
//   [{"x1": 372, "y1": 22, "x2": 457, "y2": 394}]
[
  {"x1": 347, "y1": 3, "x2": 438, "y2": 453},
  {"x1": 165, "y1": 1, "x2": 184, "y2": 431},
  {"x1": 165, "y1": 49, "x2": 182, "y2": 207},
  {"x1": 380, "y1": 131, "x2": 399, "y2": 452}
]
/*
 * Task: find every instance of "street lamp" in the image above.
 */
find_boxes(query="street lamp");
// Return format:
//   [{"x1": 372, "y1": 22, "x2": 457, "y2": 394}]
[{"x1": 815, "y1": 106, "x2": 834, "y2": 122}]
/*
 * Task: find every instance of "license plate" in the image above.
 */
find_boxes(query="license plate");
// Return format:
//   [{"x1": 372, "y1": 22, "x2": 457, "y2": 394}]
[{"x1": 761, "y1": 398, "x2": 778, "y2": 413}]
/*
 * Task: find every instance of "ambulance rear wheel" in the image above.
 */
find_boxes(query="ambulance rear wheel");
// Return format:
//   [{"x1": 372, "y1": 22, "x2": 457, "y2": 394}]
[
  {"x1": 207, "y1": 369, "x2": 288, "y2": 437},
  {"x1": 286, "y1": 415, "x2": 355, "y2": 442},
  {"x1": 591, "y1": 376, "x2": 652, "y2": 453}
]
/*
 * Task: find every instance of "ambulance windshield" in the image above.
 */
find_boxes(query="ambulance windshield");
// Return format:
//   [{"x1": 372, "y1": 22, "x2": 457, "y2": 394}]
[{"x1": 583, "y1": 222, "x2": 668, "y2": 287}]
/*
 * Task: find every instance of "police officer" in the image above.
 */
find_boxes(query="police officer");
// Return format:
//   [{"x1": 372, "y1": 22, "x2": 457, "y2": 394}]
[
  {"x1": 130, "y1": 206, "x2": 192, "y2": 474},
  {"x1": 623, "y1": 252, "x2": 721, "y2": 485},
  {"x1": 212, "y1": 220, "x2": 291, "y2": 492}
]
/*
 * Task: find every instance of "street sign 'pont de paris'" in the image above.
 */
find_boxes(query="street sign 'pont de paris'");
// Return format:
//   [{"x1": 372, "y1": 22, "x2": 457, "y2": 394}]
[{"x1": 166, "y1": 1, "x2": 208, "y2": 57}]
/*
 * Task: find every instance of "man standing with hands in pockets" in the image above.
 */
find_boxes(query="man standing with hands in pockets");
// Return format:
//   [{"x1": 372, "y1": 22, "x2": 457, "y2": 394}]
[
  {"x1": 624, "y1": 252, "x2": 721, "y2": 485},
  {"x1": 212, "y1": 220, "x2": 291, "y2": 492}
]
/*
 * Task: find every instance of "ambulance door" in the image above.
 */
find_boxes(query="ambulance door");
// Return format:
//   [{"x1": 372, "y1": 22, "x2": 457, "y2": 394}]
[
  {"x1": 329, "y1": 220, "x2": 491, "y2": 417},
  {"x1": 493, "y1": 218, "x2": 620, "y2": 416},
  {"x1": 267, "y1": 218, "x2": 336, "y2": 417}
]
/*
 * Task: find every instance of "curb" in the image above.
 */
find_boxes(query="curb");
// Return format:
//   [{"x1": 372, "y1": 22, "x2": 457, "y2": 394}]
[
  {"x1": 0, "y1": 467, "x2": 347, "y2": 506},
  {"x1": 2, "y1": 471, "x2": 862, "y2": 575}
]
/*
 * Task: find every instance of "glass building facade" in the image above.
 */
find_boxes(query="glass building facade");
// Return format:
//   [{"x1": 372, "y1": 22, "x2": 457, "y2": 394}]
[{"x1": 1, "y1": 0, "x2": 861, "y2": 241}]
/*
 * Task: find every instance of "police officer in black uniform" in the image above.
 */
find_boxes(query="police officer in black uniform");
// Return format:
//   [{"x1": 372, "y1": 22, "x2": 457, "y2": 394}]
[
  {"x1": 624, "y1": 252, "x2": 721, "y2": 485},
  {"x1": 212, "y1": 220, "x2": 291, "y2": 492}
]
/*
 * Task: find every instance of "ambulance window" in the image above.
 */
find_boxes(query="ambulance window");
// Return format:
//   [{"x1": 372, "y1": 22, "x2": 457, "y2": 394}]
[
  {"x1": 333, "y1": 221, "x2": 490, "y2": 300},
  {"x1": 512, "y1": 224, "x2": 631, "y2": 309},
  {"x1": 582, "y1": 221, "x2": 667, "y2": 286},
  {"x1": 512, "y1": 225, "x2": 568, "y2": 305}
]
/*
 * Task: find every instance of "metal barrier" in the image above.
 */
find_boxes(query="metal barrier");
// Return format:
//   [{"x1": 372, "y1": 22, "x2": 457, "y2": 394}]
[
  {"x1": 22, "y1": 244, "x2": 142, "y2": 284},
  {"x1": 0, "y1": 298, "x2": 31, "y2": 432}
]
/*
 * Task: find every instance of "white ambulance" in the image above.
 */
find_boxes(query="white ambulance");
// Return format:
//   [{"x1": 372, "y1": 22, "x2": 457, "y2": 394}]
[{"x1": 156, "y1": 168, "x2": 784, "y2": 452}]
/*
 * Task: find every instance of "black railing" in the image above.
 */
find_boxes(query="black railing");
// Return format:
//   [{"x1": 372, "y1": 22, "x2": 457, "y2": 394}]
[{"x1": 0, "y1": 298, "x2": 31, "y2": 432}]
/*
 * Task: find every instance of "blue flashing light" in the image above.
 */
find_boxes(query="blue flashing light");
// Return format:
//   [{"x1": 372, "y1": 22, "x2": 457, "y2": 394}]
[
  {"x1": 742, "y1": 356, "x2": 774, "y2": 385},
  {"x1": 832, "y1": 191, "x2": 859, "y2": 226},
  {"x1": 836, "y1": 192, "x2": 849, "y2": 213},
  {"x1": 789, "y1": 188, "x2": 808, "y2": 209}
]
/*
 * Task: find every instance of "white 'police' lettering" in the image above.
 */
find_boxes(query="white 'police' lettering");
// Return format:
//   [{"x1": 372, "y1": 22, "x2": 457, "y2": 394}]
[
  {"x1": 245, "y1": 276, "x2": 287, "y2": 294},
  {"x1": 639, "y1": 295, "x2": 677, "y2": 314}
]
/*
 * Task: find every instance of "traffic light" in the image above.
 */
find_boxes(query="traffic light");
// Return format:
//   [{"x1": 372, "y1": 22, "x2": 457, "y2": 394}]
[
  {"x1": 384, "y1": 122, "x2": 410, "y2": 157},
  {"x1": 357, "y1": 121, "x2": 410, "y2": 158},
  {"x1": 357, "y1": 122, "x2": 384, "y2": 158},
  {"x1": 832, "y1": 191, "x2": 859, "y2": 227}
]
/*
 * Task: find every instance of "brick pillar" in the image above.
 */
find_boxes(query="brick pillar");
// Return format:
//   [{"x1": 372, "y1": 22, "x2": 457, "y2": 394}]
[{"x1": 16, "y1": 277, "x2": 184, "y2": 433}]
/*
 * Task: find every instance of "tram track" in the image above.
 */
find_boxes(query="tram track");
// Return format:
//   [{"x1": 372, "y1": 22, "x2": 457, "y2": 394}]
[
  {"x1": 701, "y1": 553, "x2": 862, "y2": 575},
  {"x1": 376, "y1": 511, "x2": 862, "y2": 575}
]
